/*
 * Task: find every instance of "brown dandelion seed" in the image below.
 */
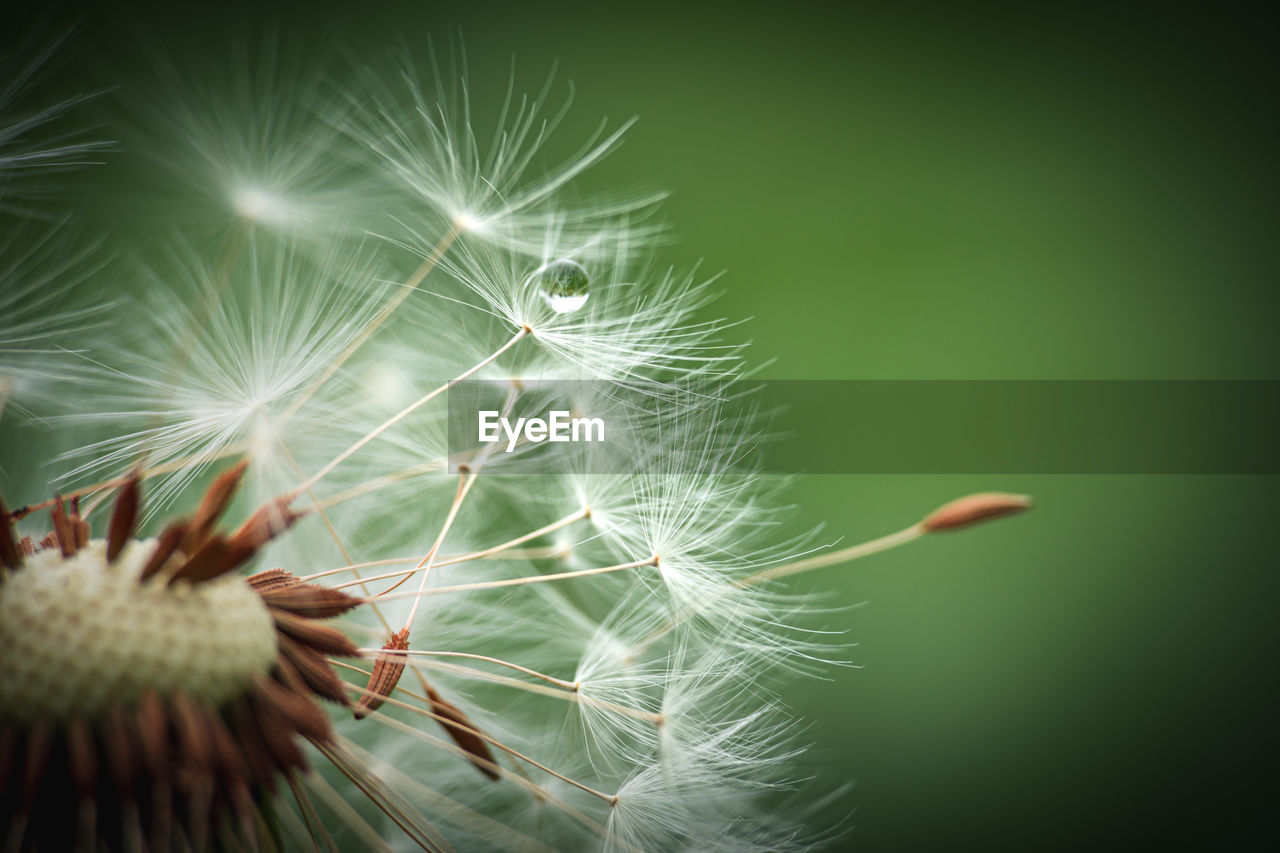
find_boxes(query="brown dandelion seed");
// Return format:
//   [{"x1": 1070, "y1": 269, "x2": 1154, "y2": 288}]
[
  {"x1": 50, "y1": 495, "x2": 76, "y2": 557},
  {"x1": 105, "y1": 474, "x2": 140, "y2": 562},
  {"x1": 259, "y1": 581, "x2": 364, "y2": 618},
  {"x1": 354, "y1": 628, "x2": 410, "y2": 719},
  {"x1": 139, "y1": 519, "x2": 189, "y2": 581},
  {"x1": 921, "y1": 492, "x2": 1033, "y2": 533},
  {"x1": 278, "y1": 633, "x2": 352, "y2": 706},
  {"x1": 350, "y1": 626, "x2": 502, "y2": 782},
  {"x1": 272, "y1": 608, "x2": 362, "y2": 657},
  {"x1": 230, "y1": 496, "x2": 303, "y2": 552},
  {"x1": 424, "y1": 684, "x2": 501, "y2": 781},
  {"x1": 246, "y1": 566, "x2": 299, "y2": 592},
  {"x1": 1, "y1": 495, "x2": 21, "y2": 569},
  {"x1": 182, "y1": 459, "x2": 248, "y2": 553}
]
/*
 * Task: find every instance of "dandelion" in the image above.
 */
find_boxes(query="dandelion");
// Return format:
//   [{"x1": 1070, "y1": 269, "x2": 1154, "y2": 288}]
[{"x1": 1, "y1": 33, "x2": 1032, "y2": 853}]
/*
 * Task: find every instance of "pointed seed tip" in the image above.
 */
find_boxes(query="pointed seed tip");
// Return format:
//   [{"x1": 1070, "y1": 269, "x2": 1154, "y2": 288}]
[
  {"x1": 354, "y1": 629, "x2": 410, "y2": 720},
  {"x1": 107, "y1": 475, "x2": 141, "y2": 563},
  {"x1": 921, "y1": 491, "x2": 1033, "y2": 533}
]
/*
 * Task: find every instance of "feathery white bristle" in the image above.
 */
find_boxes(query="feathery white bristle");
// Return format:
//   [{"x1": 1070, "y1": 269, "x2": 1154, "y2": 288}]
[{"x1": 337, "y1": 43, "x2": 667, "y2": 258}]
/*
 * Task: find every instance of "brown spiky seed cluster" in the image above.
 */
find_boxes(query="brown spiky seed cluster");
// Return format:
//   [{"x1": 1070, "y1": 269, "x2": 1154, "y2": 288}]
[{"x1": 0, "y1": 470, "x2": 362, "y2": 852}]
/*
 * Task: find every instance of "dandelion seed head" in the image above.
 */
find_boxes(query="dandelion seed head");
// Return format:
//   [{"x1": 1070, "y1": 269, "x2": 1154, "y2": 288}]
[
  {"x1": 2, "y1": 30, "x2": 1030, "y2": 853},
  {"x1": 0, "y1": 539, "x2": 277, "y2": 723}
]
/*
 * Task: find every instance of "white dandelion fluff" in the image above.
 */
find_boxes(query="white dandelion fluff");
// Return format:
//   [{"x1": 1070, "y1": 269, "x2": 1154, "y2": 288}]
[
  {"x1": 55, "y1": 236, "x2": 392, "y2": 513},
  {"x1": 340, "y1": 40, "x2": 667, "y2": 257},
  {"x1": 0, "y1": 31, "x2": 1032, "y2": 853},
  {"x1": 422, "y1": 223, "x2": 743, "y2": 383}
]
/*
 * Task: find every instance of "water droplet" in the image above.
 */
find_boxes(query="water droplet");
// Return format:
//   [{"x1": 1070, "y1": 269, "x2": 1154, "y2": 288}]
[{"x1": 529, "y1": 259, "x2": 590, "y2": 314}]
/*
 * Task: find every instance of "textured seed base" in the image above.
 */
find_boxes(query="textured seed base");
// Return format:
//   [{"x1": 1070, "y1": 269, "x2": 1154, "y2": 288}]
[{"x1": 0, "y1": 538, "x2": 277, "y2": 722}]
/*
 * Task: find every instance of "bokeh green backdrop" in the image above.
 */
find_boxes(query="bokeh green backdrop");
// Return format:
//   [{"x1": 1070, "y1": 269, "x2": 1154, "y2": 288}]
[{"x1": 20, "y1": 1, "x2": 1280, "y2": 849}]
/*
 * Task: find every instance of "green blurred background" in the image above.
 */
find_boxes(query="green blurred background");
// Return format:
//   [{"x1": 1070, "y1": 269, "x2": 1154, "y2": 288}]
[{"x1": 19, "y1": 1, "x2": 1280, "y2": 848}]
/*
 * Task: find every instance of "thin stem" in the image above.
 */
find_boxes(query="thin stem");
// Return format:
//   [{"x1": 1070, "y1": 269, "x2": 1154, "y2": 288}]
[
  {"x1": 357, "y1": 649, "x2": 579, "y2": 691},
  {"x1": 275, "y1": 432, "x2": 393, "y2": 634},
  {"x1": 276, "y1": 436, "x2": 353, "y2": 564},
  {"x1": 742, "y1": 523, "x2": 925, "y2": 586},
  {"x1": 329, "y1": 716, "x2": 623, "y2": 851},
  {"x1": 285, "y1": 772, "x2": 337, "y2": 853},
  {"x1": 311, "y1": 460, "x2": 445, "y2": 513},
  {"x1": 330, "y1": 658, "x2": 661, "y2": 725},
  {"x1": 324, "y1": 736, "x2": 569, "y2": 853},
  {"x1": 311, "y1": 506, "x2": 589, "y2": 587},
  {"x1": 433, "y1": 505, "x2": 588, "y2": 566},
  {"x1": 301, "y1": 772, "x2": 396, "y2": 853},
  {"x1": 311, "y1": 738, "x2": 452, "y2": 853},
  {"x1": 628, "y1": 523, "x2": 927, "y2": 660},
  {"x1": 399, "y1": 470, "x2": 477, "y2": 630},
  {"x1": 397, "y1": 378, "x2": 524, "y2": 629},
  {"x1": 292, "y1": 327, "x2": 527, "y2": 496},
  {"x1": 19, "y1": 441, "x2": 249, "y2": 520},
  {"x1": 296, "y1": 543, "x2": 568, "y2": 587},
  {"x1": 375, "y1": 556, "x2": 658, "y2": 601}
]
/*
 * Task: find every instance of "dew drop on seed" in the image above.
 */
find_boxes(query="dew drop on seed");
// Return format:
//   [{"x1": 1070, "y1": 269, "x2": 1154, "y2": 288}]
[{"x1": 529, "y1": 259, "x2": 590, "y2": 314}]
